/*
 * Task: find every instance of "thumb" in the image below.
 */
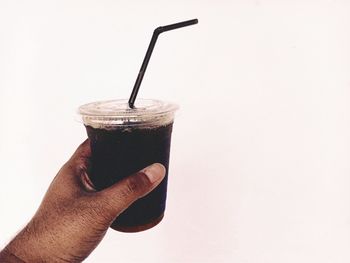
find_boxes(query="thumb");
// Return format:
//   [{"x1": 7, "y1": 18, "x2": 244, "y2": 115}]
[{"x1": 92, "y1": 163, "x2": 166, "y2": 222}]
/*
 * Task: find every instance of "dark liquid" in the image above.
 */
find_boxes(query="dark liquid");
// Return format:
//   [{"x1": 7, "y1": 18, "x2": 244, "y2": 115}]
[{"x1": 85, "y1": 123, "x2": 173, "y2": 232}]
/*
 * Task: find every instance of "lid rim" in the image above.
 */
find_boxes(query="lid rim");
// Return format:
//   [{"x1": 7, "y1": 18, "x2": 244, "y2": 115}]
[{"x1": 78, "y1": 99, "x2": 179, "y2": 117}]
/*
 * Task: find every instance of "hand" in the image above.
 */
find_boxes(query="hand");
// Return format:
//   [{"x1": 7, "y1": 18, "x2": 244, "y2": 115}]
[{"x1": 0, "y1": 140, "x2": 166, "y2": 263}]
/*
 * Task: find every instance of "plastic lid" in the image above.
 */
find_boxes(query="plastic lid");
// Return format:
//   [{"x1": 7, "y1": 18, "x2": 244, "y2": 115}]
[{"x1": 78, "y1": 99, "x2": 178, "y2": 129}]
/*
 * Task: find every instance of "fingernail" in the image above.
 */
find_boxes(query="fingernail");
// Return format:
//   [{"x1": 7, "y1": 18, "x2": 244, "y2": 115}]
[{"x1": 142, "y1": 163, "x2": 166, "y2": 183}]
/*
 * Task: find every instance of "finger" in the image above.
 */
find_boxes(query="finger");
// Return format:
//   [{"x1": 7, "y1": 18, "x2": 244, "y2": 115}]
[
  {"x1": 92, "y1": 163, "x2": 166, "y2": 220},
  {"x1": 63, "y1": 139, "x2": 91, "y2": 174},
  {"x1": 69, "y1": 139, "x2": 91, "y2": 165},
  {"x1": 58, "y1": 139, "x2": 92, "y2": 191}
]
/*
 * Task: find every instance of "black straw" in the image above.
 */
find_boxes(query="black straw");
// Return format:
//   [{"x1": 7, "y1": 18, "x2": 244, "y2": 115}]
[{"x1": 128, "y1": 19, "x2": 198, "y2": 108}]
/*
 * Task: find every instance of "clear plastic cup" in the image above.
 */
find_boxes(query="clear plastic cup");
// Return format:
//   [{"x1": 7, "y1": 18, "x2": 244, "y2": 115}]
[{"x1": 78, "y1": 99, "x2": 178, "y2": 232}]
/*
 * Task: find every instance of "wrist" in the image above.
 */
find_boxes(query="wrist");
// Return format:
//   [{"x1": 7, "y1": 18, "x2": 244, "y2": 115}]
[
  {"x1": 1, "y1": 221, "x2": 80, "y2": 263},
  {"x1": 0, "y1": 223, "x2": 54, "y2": 263},
  {"x1": 0, "y1": 247, "x2": 25, "y2": 263}
]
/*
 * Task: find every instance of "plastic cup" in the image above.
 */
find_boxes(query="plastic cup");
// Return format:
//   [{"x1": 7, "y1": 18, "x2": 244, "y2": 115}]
[{"x1": 78, "y1": 99, "x2": 178, "y2": 232}]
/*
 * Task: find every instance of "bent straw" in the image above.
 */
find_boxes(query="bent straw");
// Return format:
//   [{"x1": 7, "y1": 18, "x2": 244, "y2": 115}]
[{"x1": 128, "y1": 19, "x2": 198, "y2": 108}]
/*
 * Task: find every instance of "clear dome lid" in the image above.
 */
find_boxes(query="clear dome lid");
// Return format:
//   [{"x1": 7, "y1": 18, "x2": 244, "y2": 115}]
[{"x1": 78, "y1": 99, "x2": 178, "y2": 129}]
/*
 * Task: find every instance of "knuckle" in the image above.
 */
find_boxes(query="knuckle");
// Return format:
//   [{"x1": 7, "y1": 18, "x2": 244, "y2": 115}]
[
  {"x1": 125, "y1": 177, "x2": 140, "y2": 194},
  {"x1": 123, "y1": 173, "x2": 150, "y2": 196}
]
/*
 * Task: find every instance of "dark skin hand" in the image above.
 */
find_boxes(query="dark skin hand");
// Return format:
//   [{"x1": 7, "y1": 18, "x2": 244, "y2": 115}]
[{"x1": 0, "y1": 140, "x2": 166, "y2": 262}]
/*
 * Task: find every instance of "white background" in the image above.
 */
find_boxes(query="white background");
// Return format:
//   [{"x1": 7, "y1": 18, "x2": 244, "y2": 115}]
[{"x1": 1, "y1": 0, "x2": 350, "y2": 262}]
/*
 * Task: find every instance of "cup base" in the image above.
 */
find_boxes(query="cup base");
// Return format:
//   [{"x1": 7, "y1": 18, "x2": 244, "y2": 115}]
[{"x1": 110, "y1": 213, "x2": 164, "y2": 233}]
